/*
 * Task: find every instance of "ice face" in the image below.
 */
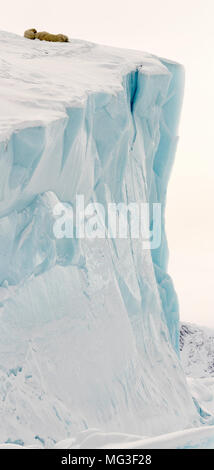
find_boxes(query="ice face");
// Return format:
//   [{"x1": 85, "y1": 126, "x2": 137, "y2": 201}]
[{"x1": 0, "y1": 31, "x2": 198, "y2": 446}]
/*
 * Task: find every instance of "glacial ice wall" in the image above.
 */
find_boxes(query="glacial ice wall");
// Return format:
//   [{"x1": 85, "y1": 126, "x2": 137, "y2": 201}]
[{"x1": 0, "y1": 31, "x2": 199, "y2": 446}]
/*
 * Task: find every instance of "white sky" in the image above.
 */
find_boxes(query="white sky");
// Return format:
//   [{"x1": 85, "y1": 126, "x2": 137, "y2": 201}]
[{"x1": 1, "y1": 0, "x2": 214, "y2": 327}]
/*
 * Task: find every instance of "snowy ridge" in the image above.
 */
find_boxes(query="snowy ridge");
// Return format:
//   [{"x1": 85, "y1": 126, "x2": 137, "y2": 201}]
[
  {"x1": 1, "y1": 426, "x2": 214, "y2": 450},
  {"x1": 0, "y1": 31, "x2": 199, "y2": 447},
  {"x1": 57, "y1": 426, "x2": 214, "y2": 449}
]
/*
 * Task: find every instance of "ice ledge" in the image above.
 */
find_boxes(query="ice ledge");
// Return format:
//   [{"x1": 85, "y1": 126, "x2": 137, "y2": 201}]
[{"x1": 0, "y1": 30, "x2": 182, "y2": 139}]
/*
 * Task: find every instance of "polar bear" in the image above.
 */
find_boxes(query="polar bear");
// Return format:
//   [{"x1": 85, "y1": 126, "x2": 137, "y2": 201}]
[
  {"x1": 24, "y1": 28, "x2": 69, "y2": 42},
  {"x1": 24, "y1": 28, "x2": 37, "y2": 40}
]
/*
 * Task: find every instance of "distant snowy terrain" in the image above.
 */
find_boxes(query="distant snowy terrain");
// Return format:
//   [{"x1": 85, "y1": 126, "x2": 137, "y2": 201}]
[
  {"x1": 180, "y1": 322, "x2": 214, "y2": 378},
  {"x1": 180, "y1": 323, "x2": 214, "y2": 425},
  {"x1": 0, "y1": 30, "x2": 212, "y2": 449}
]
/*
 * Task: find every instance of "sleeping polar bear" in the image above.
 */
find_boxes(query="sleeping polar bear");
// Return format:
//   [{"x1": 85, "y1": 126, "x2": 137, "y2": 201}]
[{"x1": 24, "y1": 28, "x2": 69, "y2": 42}]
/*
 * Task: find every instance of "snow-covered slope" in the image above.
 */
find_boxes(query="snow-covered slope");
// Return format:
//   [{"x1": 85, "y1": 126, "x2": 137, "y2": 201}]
[{"x1": 0, "y1": 31, "x2": 199, "y2": 447}]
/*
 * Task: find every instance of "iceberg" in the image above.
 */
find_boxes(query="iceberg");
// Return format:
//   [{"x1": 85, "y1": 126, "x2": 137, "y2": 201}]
[{"x1": 0, "y1": 31, "x2": 199, "y2": 446}]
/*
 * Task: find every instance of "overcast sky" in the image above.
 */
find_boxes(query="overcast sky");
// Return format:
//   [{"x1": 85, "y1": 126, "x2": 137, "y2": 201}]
[{"x1": 1, "y1": 0, "x2": 214, "y2": 327}]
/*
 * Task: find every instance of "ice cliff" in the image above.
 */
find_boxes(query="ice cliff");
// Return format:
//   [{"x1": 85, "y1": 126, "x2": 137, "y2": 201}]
[{"x1": 0, "y1": 31, "x2": 199, "y2": 446}]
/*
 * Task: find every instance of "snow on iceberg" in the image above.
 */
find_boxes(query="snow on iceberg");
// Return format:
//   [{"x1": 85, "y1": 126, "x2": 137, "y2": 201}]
[
  {"x1": 55, "y1": 426, "x2": 214, "y2": 450},
  {"x1": 0, "y1": 31, "x2": 199, "y2": 446}
]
